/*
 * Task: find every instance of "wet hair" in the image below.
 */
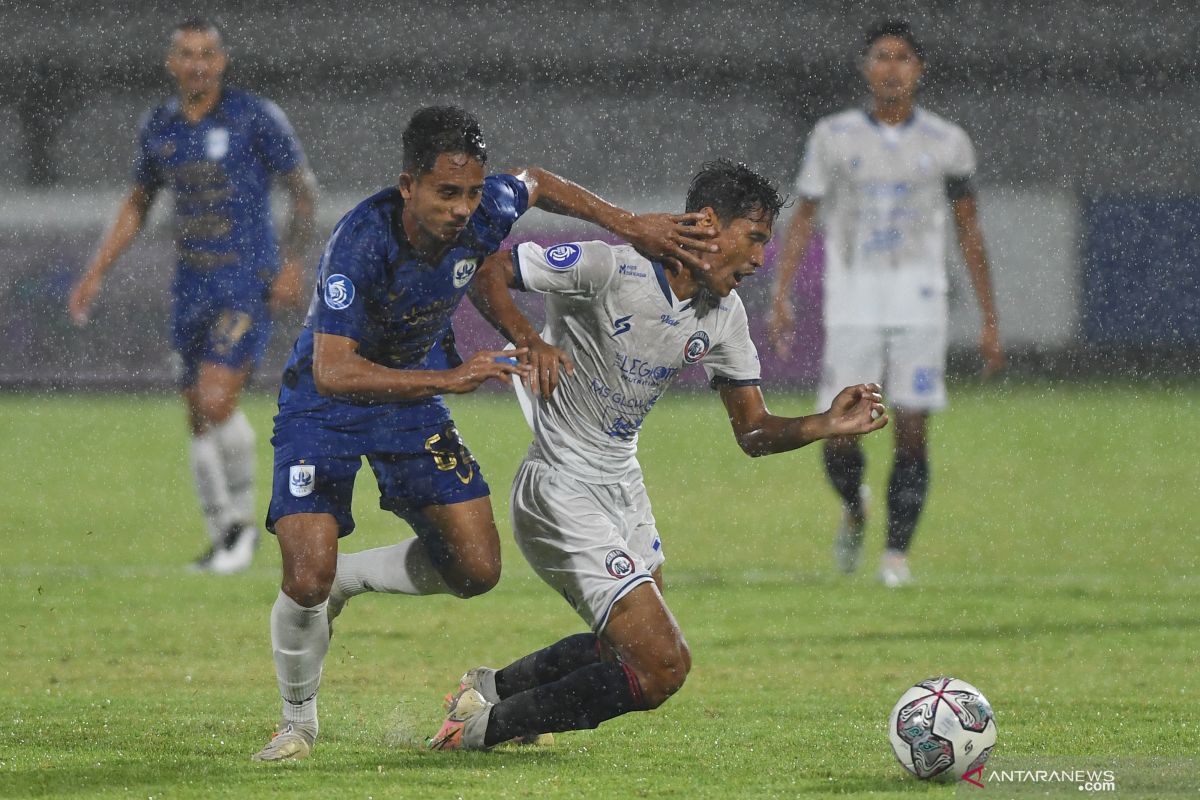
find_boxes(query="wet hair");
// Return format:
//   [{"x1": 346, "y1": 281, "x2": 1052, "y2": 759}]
[
  {"x1": 402, "y1": 106, "x2": 488, "y2": 176},
  {"x1": 863, "y1": 19, "x2": 925, "y2": 62},
  {"x1": 173, "y1": 17, "x2": 222, "y2": 44},
  {"x1": 684, "y1": 159, "x2": 784, "y2": 226}
]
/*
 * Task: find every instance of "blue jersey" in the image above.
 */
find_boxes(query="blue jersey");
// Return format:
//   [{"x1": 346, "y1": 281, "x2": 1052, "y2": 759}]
[
  {"x1": 273, "y1": 174, "x2": 530, "y2": 457},
  {"x1": 133, "y1": 88, "x2": 305, "y2": 286}
]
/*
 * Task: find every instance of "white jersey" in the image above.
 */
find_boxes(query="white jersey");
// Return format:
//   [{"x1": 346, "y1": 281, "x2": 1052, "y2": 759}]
[
  {"x1": 513, "y1": 240, "x2": 761, "y2": 483},
  {"x1": 795, "y1": 106, "x2": 977, "y2": 327}
]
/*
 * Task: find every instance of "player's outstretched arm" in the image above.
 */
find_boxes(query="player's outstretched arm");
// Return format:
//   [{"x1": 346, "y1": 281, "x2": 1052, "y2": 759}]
[
  {"x1": 270, "y1": 166, "x2": 319, "y2": 312},
  {"x1": 312, "y1": 332, "x2": 530, "y2": 401},
  {"x1": 767, "y1": 198, "x2": 819, "y2": 358},
  {"x1": 515, "y1": 167, "x2": 717, "y2": 272},
  {"x1": 952, "y1": 195, "x2": 1005, "y2": 380},
  {"x1": 718, "y1": 382, "x2": 887, "y2": 457},
  {"x1": 67, "y1": 185, "x2": 154, "y2": 325},
  {"x1": 469, "y1": 250, "x2": 574, "y2": 400}
]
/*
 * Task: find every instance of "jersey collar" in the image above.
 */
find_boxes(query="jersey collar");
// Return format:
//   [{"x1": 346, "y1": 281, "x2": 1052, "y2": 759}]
[
  {"x1": 863, "y1": 105, "x2": 918, "y2": 129},
  {"x1": 651, "y1": 259, "x2": 696, "y2": 312}
]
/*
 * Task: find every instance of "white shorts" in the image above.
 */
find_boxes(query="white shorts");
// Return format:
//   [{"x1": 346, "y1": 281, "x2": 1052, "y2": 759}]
[
  {"x1": 509, "y1": 458, "x2": 665, "y2": 633},
  {"x1": 817, "y1": 324, "x2": 947, "y2": 413}
]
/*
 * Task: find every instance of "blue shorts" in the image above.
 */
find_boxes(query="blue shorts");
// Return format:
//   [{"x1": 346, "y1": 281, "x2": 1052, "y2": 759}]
[
  {"x1": 171, "y1": 277, "x2": 272, "y2": 388},
  {"x1": 265, "y1": 421, "x2": 491, "y2": 537}
]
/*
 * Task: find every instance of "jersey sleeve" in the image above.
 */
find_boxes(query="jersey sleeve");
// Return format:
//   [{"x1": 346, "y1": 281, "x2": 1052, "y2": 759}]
[
  {"x1": 702, "y1": 295, "x2": 762, "y2": 388},
  {"x1": 946, "y1": 125, "x2": 978, "y2": 179},
  {"x1": 310, "y1": 213, "x2": 385, "y2": 342},
  {"x1": 254, "y1": 98, "x2": 305, "y2": 175},
  {"x1": 512, "y1": 240, "x2": 619, "y2": 298},
  {"x1": 793, "y1": 121, "x2": 832, "y2": 200},
  {"x1": 130, "y1": 111, "x2": 165, "y2": 193},
  {"x1": 470, "y1": 174, "x2": 531, "y2": 251}
]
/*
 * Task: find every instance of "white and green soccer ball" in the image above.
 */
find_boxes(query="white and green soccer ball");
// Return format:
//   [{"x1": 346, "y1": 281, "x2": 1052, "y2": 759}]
[{"x1": 888, "y1": 677, "x2": 997, "y2": 780}]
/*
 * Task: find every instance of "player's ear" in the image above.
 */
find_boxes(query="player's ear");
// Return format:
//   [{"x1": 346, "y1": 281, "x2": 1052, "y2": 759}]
[
  {"x1": 398, "y1": 172, "x2": 414, "y2": 200},
  {"x1": 697, "y1": 206, "x2": 720, "y2": 232}
]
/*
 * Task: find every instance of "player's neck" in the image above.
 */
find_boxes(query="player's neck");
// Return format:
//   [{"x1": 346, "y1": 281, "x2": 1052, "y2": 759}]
[
  {"x1": 399, "y1": 208, "x2": 452, "y2": 263},
  {"x1": 870, "y1": 97, "x2": 915, "y2": 126},
  {"x1": 663, "y1": 263, "x2": 698, "y2": 301},
  {"x1": 180, "y1": 88, "x2": 221, "y2": 124}
]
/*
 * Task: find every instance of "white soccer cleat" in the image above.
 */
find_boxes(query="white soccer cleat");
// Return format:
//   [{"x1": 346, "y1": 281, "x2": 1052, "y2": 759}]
[
  {"x1": 251, "y1": 721, "x2": 317, "y2": 762},
  {"x1": 428, "y1": 687, "x2": 492, "y2": 751},
  {"x1": 210, "y1": 523, "x2": 258, "y2": 575},
  {"x1": 447, "y1": 667, "x2": 499, "y2": 706},
  {"x1": 879, "y1": 549, "x2": 913, "y2": 588},
  {"x1": 833, "y1": 486, "x2": 870, "y2": 574}
]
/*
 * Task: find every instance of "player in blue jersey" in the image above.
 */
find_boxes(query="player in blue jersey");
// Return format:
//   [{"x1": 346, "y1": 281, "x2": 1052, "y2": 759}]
[
  {"x1": 68, "y1": 18, "x2": 318, "y2": 575},
  {"x1": 252, "y1": 106, "x2": 720, "y2": 762},
  {"x1": 425, "y1": 161, "x2": 887, "y2": 751}
]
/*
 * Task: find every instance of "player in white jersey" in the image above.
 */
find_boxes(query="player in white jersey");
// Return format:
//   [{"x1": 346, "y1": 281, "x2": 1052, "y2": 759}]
[
  {"x1": 767, "y1": 20, "x2": 1004, "y2": 587},
  {"x1": 427, "y1": 160, "x2": 888, "y2": 750}
]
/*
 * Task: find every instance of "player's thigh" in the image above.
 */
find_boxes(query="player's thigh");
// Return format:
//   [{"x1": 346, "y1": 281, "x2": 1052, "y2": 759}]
[
  {"x1": 817, "y1": 324, "x2": 886, "y2": 411},
  {"x1": 191, "y1": 361, "x2": 252, "y2": 424},
  {"x1": 274, "y1": 512, "x2": 340, "y2": 606},
  {"x1": 405, "y1": 496, "x2": 501, "y2": 590},
  {"x1": 510, "y1": 459, "x2": 657, "y2": 633},
  {"x1": 602, "y1": 581, "x2": 689, "y2": 687},
  {"x1": 885, "y1": 325, "x2": 947, "y2": 412},
  {"x1": 203, "y1": 304, "x2": 272, "y2": 380}
]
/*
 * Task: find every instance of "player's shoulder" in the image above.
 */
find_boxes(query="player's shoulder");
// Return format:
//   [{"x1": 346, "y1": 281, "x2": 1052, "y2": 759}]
[
  {"x1": 139, "y1": 97, "x2": 180, "y2": 132},
  {"x1": 912, "y1": 107, "x2": 971, "y2": 142},
  {"x1": 330, "y1": 187, "x2": 400, "y2": 245},
  {"x1": 814, "y1": 108, "x2": 872, "y2": 136}
]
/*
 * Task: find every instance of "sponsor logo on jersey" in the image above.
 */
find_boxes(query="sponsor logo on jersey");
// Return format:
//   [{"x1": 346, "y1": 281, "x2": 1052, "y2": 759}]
[
  {"x1": 605, "y1": 549, "x2": 635, "y2": 578},
  {"x1": 659, "y1": 314, "x2": 680, "y2": 327},
  {"x1": 683, "y1": 330, "x2": 711, "y2": 363},
  {"x1": 205, "y1": 127, "x2": 229, "y2": 160},
  {"x1": 452, "y1": 258, "x2": 479, "y2": 288},
  {"x1": 545, "y1": 243, "x2": 582, "y2": 270},
  {"x1": 618, "y1": 263, "x2": 647, "y2": 278},
  {"x1": 324, "y1": 273, "x2": 355, "y2": 310},
  {"x1": 610, "y1": 314, "x2": 633, "y2": 338},
  {"x1": 289, "y1": 464, "x2": 315, "y2": 497}
]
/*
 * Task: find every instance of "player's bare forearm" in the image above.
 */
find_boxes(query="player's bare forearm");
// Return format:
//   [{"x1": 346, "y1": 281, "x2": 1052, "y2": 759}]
[
  {"x1": 313, "y1": 333, "x2": 527, "y2": 401},
  {"x1": 469, "y1": 251, "x2": 541, "y2": 348},
  {"x1": 280, "y1": 167, "x2": 318, "y2": 263},
  {"x1": 69, "y1": 186, "x2": 154, "y2": 323},
  {"x1": 720, "y1": 383, "x2": 887, "y2": 457},
  {"x1": 771, "y1": 199, "x2": 818, "y2": 303},
  {"x1": 953, "y1": 196, "x2": 999, "y2": 327}
]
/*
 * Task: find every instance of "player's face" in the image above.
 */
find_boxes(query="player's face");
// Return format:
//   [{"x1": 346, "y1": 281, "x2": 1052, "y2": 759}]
[
  {"x1": 862, "y1": 36, "x2": 922, "y2": 104},
  {"x1": 166, "y1": 29, "x2": 227, "y2": 100},
  {"x1": 399, "y1": 153, "x2": 486, "y2": 245},
  {"x1": 702, "y1": 210, "x2": 773, "y2": 297}
]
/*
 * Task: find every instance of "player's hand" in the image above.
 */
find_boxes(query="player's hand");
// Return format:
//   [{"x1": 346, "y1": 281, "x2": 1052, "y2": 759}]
[
  {"x1": 269, "y1": 258, "x2": 307, "y2": 313},
  {"x1": 618, "y1": 212, "x2": 718, "y2": 273},
  {"x1": 823, "y1": 382, "x2": 888, "y2": 437},
  {"x1": 67, "y1": 271, "x2": 103, "y2": 326},
  {"x1": 519, "y1": 337, "x2": 575, "y2": 401},
  {"x1": 767, "y1": 297, "x2": 795, "y2": 358},
  {"x1": 979, "y1": 323, "x2": 1005, "y2": 382},
  {"x1": 448, "y1": 348, "x2": 532, "y2": 394}
]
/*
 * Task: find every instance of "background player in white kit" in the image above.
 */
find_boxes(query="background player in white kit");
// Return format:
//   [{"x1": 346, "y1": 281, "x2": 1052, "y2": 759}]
[
  {"x1": 427, "y1": 160, "x2": 889, "y2": 750},
  {"x1": 767, "y1": 20, "x2": 1004, "y2": 587}
]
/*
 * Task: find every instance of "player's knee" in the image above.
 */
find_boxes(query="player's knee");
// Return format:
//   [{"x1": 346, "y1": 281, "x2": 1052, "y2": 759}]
[
  {"x1": 635, "y1": 638, "x2": 692, "y2": 709},
  {"x1": 282, "y1": 565, "x2": 335, "y2": 608},
  {"x1": 194, "y1": 391, "x2": 236, "y2": 426},
  {"x1": 444, "y1": 559, "x2": 500, "y2": 598}
]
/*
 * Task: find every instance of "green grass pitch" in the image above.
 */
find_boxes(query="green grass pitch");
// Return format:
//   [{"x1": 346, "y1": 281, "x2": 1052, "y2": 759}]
[{"x1": 2, "y1": 381, "x2": 1197, "y2": 798}]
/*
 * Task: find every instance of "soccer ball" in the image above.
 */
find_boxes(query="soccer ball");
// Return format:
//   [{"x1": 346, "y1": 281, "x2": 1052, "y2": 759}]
[{"x1": 887, "y1": 677, "x2": 996, "y2": 781}]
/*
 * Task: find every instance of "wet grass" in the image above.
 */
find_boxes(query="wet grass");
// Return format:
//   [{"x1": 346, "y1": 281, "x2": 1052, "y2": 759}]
[{"x1": 1, "y1": 381, "x2": 1197, "y2": 798}]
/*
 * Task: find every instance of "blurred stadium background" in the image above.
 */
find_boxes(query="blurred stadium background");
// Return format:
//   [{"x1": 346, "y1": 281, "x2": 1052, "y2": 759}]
[{"x1": 1, "y1": 0, "x2": 1197, "y2": 389}]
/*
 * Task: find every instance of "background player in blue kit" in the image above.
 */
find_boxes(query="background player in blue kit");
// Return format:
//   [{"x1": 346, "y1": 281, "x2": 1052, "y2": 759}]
[
  {"x1": 68, "y1": 18, "x2": 318, "y2": 574},
  {"x1": 254, "y1": 106, "x2": 719, "y2": 761}
]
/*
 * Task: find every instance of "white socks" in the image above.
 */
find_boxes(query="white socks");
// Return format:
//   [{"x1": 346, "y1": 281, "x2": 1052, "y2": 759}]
[
  {"x1": 271, "y1": 591, "x2": 328, "y2": 731},
  {"x1": 334, "y1": 538, "x2": 452, "y2": 599},
  {"x1": 189, "y1": 411, "x2": 257, "y2": 543}
]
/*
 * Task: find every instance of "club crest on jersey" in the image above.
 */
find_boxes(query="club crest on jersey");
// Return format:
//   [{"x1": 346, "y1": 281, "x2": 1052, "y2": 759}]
[
  {"x1": 324, "y1": 273, "x2": 355, "y2": 310},
  {"x1": 546, "y1": 243, "x2": 582, "y2": 270},
  {"x1": 452, "y1": 258, "x2": 479, "y2": 288},
  {"x1": 205, "y1": 127, "x2": 229, "y2": 160},
  {"x1": 683, "y1": 330, "x2": 711, "y2": 363},
  {"x1": 605, "y1": 549, "x2": 635, "y2": 579},
  {"x1": 289, "y1": 464, "x2": 315, "y2": 497}
]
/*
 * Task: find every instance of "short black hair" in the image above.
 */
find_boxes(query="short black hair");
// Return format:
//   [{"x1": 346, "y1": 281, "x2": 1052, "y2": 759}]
[
  {"x1": 863, "y1": 19, "x2": 925, "y2": 62},
  {"x1": 173, "y1": 17, "x2": 222, "y2": 43},
  {"x1": 685, "y1": 160, "x2": 784, "y2": 226},
  {"x1": 402, "y1": 106, "x2": 488, "y2": 176}
]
